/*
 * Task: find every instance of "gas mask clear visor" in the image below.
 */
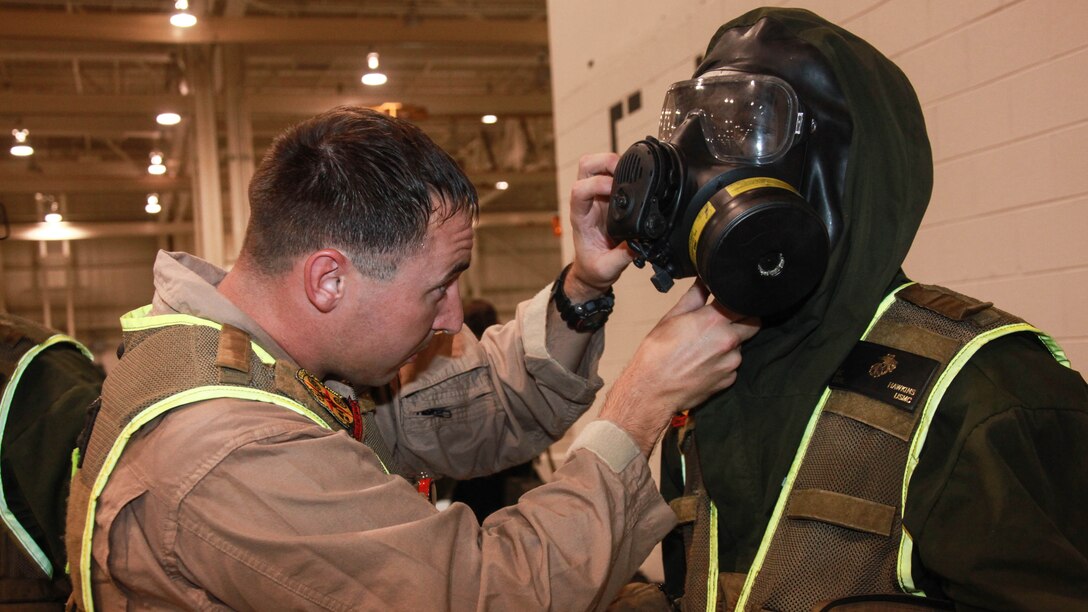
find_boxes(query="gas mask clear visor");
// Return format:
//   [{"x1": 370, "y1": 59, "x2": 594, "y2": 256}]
[{"x1": 659, "y1": 70, "x2": 804, "y2": 165}]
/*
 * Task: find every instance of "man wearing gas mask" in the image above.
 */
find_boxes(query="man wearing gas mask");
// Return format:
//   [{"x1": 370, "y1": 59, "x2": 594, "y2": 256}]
[{"x1": 607, "y1": 7, "x2": 1088, "y2": 611}]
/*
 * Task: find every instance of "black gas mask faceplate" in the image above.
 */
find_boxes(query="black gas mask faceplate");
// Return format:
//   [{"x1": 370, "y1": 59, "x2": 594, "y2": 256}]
[{"x1": 607, "y1": 71, "x2": 830, "y2": 317}]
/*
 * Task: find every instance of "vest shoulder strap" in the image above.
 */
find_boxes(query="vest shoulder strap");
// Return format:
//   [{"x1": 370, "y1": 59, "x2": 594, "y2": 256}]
[
  {"x1": 68, "y1": 319, "x2": 334, "y2": 612},
  {"x1": 896, "y1": 283, "x2": 994, "y2": 322}
]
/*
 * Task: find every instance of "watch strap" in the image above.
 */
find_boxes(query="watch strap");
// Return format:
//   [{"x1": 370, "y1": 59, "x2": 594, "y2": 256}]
[{"x1": 552, "y1": 264, "x2": 615, "y2": 333}]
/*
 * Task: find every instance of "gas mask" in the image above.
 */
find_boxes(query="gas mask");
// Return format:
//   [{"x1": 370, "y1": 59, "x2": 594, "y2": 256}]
[{"x1": 607, "y1": 70, "x2": 831, "y2": 317}]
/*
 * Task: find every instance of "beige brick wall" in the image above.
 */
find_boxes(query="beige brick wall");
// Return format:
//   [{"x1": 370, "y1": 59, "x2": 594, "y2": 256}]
[{"x1": 546, "y1": 0, "x2": 1088, "y2": 581}]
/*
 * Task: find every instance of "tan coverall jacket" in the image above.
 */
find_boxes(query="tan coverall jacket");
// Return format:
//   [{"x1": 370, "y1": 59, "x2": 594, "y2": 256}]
[{"x1": 81, "y1": 251, "x2": 675, "y2": 611}]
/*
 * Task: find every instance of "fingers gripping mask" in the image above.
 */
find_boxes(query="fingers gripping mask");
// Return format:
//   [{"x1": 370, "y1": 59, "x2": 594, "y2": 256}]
[{"x1": 608, "y1": 69, "x2": 831, "y2": 317}]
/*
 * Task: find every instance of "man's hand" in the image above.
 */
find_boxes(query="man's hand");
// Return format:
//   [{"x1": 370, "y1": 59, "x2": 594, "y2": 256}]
[
  {"x1": 565, "y1": 152, "x2": 631, "y2": 302},
  {"x1": 599, "y1": 282, "x2": 761, "y2": 456}
]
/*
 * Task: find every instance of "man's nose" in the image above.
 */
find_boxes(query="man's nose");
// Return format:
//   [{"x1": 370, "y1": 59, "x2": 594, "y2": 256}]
[{"x1": 434, "y1": 283, "x2": 464, "y2": 335}]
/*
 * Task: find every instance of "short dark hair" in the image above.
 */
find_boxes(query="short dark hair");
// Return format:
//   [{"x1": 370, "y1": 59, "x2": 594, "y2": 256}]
[{"x1": 243, "y1": 106, "x2": 478, "y2": 278}]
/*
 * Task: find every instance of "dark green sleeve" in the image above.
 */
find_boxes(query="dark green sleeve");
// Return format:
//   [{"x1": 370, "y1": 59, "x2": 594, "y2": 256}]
[{"x1": 904, "y1": 333, "x2": 1088, "y2": 610}]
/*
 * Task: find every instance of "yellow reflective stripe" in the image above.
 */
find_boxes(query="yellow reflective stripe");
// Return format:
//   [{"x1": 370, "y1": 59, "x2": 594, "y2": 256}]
[
  {"x1": 119, "y1": 305, "x2": 276, "y2": 365},
  {"x1": 79, "y1": 386, "x2": 330, "y2": 612},
  {"x1": 706, "y1": 502, "x2": 719, "y2": 611},
  {"x1": 118, "y1": 304, "x2": 154, "y2": 324},
  {"x1": 0, "y1": 334, "x2": 92, "y2": 577},
  {"x1": 71, "y1": 447, "x2": 81, "y2": 480},
  {"x1": 896, "y1": 321, "x2": 1050, "y2": 594},
  {"x1": 898, "y1": 527, "x2": 920, "y2": 594},
  {"x1": 735, "y1": 385, "x2": 833, "y2": 610},
  {"x1": 120, "y1": 307, "x2": 217, "y2": 332},
  {"x1": 863, "y1": 282, "x2": 914, "y2": 338},
  {"x1": 736, "y1": 284, "x2": 907, "y2": 608},
  {"x1": 1036, "y1": 333, "x2": 1071, "y2": 368}
]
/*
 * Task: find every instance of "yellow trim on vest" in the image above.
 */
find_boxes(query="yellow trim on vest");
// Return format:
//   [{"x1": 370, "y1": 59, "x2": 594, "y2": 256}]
[
  {"x1": 1036, "y1": 334, "x2": 1071, "y2": 368},
  {"x1": 78, "y1": 385, "x2": 330, "y2": 612},
  {"x1": 895, "y1": 321, "x2": 1057, "y2": 594},
  {"x1": 0, "y1": 334, "x2": 92, "y2": 578},
  {"x1": 734, "y1": 386, "x2": 833, "y2": 611},
  {"x1": 734, "y1": 285, "x2": 907, "y2": 611},
  {"x1": 120, "y1": 305, "x2": 276, "y2": 365},
  {"x1": 706, "y1": 502, "x2": 720, "y2": 611},
  {"x1": 864, "y1": 282, "x2": 915, "y2": 337}
]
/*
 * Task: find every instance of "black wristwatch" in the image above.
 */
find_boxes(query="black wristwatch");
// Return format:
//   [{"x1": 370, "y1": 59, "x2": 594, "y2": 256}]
[{"x1": 551, "y1": 264, "x2": 615, "y2": 333}]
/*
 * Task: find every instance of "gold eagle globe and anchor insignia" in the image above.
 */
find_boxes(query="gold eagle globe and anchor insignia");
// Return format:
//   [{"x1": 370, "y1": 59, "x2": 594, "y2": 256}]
[
  {"x1": 295, "y1": 368, "x2": 371, "y2": 441},
  {"x1": 868, "y1": 353, "x2": 899, "y2": 378}
]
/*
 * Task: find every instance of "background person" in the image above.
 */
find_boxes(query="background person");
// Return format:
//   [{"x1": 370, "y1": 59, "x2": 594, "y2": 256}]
[{"x1": 0, "y1": 313, "x2": 102, "y2": 609}]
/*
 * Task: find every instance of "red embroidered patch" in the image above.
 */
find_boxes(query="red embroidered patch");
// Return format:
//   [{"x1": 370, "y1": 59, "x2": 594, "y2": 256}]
[{"x1": 295, "y1": 369, "x2": 358, "y2": 437}]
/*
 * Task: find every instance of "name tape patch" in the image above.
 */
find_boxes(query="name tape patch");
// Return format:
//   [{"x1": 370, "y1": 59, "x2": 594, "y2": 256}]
[{"x1": 829, "y1": 340, "x2": 940, "y2": 412}]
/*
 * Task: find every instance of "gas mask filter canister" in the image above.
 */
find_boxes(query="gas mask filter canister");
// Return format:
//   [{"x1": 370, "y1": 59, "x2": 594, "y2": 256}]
[{"x1": 607, "y1": 70, "x2": 830, "y2": 317}]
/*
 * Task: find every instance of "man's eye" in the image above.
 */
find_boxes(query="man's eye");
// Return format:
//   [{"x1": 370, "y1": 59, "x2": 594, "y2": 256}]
[{"x1": 437, "y1": 275, "x2": 460, "y2": 294}]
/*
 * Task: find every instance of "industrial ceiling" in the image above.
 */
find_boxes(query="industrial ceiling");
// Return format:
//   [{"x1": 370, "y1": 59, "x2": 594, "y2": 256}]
[{"x1": 0, "y1": 0, "x2": 559, "y2": 351}]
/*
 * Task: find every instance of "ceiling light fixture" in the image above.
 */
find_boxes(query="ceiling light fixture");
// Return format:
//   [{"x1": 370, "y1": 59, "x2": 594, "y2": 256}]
[
  {"x1": 361, "y1": 51, "x2": 388, "y2": 86},
  {"x1": 156, "y1": 112, "x2": 182, "y2": 126},
  {"x1": 10, "y1": 129, "x2": 34, "y2": 157},
  {"x1": 146, "y1": 193, "x2": 162, "y2": 214},
  {"x1": 41, "y1": 196, "x2": 62, "y2": 224},
  {"x1": 495, "y1": 181, "x2": 509, "y2": 190},
  {"x1": 148, "y1": 151, "x2": 167, "y2": 175},
  {"x1": 481, "y1": 114, "x2": 498, "y2": 125},
  {"x1": 170, "y1": 0, "x2": 197, "y2": 28}
]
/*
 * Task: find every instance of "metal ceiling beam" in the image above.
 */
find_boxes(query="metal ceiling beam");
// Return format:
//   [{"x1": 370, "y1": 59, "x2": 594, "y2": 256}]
[
  {"x1": 0, "y1": 93, "x2": 192, "y2": 116},
  {"x1": 2, "y1": 115, "x2": 163, "y2": 138},
  {"x1": 0, "y1": 11, "x2": 548, "y2": 46},
  {"x1": 0, "y1": 43, "x2": 544, "y2": 65},
  {"x1": 0, "y1": 39, "x2": 176, "y2": 61},
  {"x1": 6, "y1": 221, "x2": 193, "y2": 241},
  {"x1": 249, "y1": 94, "x2": 551, "y2": 116},
  {"x1": 0, "y1": 92, "x2": 549, "y2": 117},
  {"x1": 242, "y1": 45, "x2": 545, "y2": 64},
  {"x1": 0, "y1": 172, "x2": 552, "y2": 194},
  {"x1": 0, "y1": 174, "x2": 183, "y2": 194},
  {"x1": 0, "y1": 48, "x2": 174, "y2": 63}
]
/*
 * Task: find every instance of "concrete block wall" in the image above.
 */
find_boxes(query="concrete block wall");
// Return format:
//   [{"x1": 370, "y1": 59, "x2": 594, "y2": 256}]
[{"x1": 546, "y1": 0, "x2": 1088, "y2": 581}]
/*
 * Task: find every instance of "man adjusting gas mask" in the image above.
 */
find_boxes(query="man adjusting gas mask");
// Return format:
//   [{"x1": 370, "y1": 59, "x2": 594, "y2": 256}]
[{"x1": 608, "y1": 38, "x2": 849, "y2": 318}]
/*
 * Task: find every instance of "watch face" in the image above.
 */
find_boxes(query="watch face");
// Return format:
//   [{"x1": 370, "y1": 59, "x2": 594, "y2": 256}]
[
  {"x1": 575, "y1": 310, "x2": 610, "y2": 332},
  {"x1": 553, "y1": 263, "x2": 614, "y2": 332}
]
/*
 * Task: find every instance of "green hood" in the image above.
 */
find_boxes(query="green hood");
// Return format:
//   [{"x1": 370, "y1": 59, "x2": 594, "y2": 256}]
[{"x1": 670, "y1": 7, "x2": 933, "y2": 571}]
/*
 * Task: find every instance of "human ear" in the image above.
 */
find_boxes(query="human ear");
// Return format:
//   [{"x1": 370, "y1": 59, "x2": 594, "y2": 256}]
[{"x1": 303, "y1": 249, "x2": 349, "y2": 313}]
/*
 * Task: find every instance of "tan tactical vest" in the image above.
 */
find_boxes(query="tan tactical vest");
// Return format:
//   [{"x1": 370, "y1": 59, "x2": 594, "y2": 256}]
[
  {"x1": 0, "y1": 314, "x2": 94, "y2": 607},
  {"x1": 674, "y1": 283, "x2": 1070, "y2": 612},
  {"x1": 65, "y1": 307, "x2": 392, "y2": 612}
]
